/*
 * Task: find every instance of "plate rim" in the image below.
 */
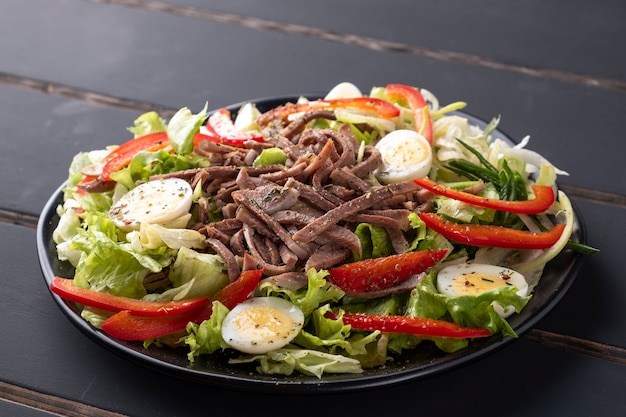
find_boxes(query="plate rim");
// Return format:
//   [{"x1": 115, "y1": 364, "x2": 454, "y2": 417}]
[{"x1": 36, "y1": 95, "x2": 587, "y2": 393}]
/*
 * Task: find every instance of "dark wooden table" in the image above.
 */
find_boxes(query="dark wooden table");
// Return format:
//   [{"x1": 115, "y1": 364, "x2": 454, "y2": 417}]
[{"x1": 2, "y1": 1, "x2": 625, "y2": 416}]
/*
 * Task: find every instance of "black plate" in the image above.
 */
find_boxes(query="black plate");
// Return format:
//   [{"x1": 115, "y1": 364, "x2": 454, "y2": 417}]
[{"x1": 37, "y1": 96, "x2": 586, "y2": 394}]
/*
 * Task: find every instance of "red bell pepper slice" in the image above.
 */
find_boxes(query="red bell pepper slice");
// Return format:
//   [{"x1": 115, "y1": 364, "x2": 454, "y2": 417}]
[
  {"x1": 325, "y1": 311, "x2": 492, "y2": 339},
  {"x1": 256, "y1": 97, "x2": 400, "y2": 126},
  {"x1": 321, "y1": 97, "x2": 400, "y2": 118},
  {"x1": 50, "y1": 277, "x2": 208, "y2": 317},
  {"x1": 100, "y1": 268, "x2": 263, "y2": 341},
  {"x1": 419, "y1": 212, "x2": 566, "y2": 250},
  {"x1": 385, "y1": 84, "x2": 433, "y2": 143},
  {"x1": 199, "y1": 108, "x2": 264, "y2": 145},
  {"x1": 100, "y1": 132, "x2": 170, "y2": 181},
  {"x1": 414, "y1": 177, "x2": 555, "y2": 214},
  {"x1": 328, "y1": 249, "x2": 448, "y2": 293}
]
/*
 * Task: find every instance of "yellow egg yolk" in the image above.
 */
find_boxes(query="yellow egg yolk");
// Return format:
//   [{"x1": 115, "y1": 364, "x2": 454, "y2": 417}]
[
  {"x1": 381, "y1": 139, "x2": 430, "y2": 168},
  {"x1": 448, "y1": 271, "x2": 516, "y2": 296},
  {"x1": 231, "y1": 305, "x2": 299, "y2": 343}
]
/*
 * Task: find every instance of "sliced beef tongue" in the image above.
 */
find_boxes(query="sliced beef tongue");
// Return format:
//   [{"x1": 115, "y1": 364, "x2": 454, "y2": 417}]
[
  {"x1": 232, "y1": 184, "x2": 300, "y2": 215},
  {"x1": 279, "y1": 110, "x2": 337, "y2": 140},
  {"x1": 305, "y1": 244, "x2": 352, "y2": 272},
  {"x1": 260, "y1": 272, "x2": 309, "y2": 291},
  {"x1": 232, "y1": 187, "x2": 311, "y2": 260},
  {"x1": 188, "y1": 118, "x2": 437, "y2": 286},
  {"x1": 291, "y1": 180, "x2": 421, "y2": 244},
  {"x1": 205, "y1": 238, "x2": 241, "y2": 282},
  {"x1": 272, "y1": 210, "x2": 362, "y2": 258},
  {"x1": 344, "y1": 272, "x2": 428, "y2": 299}
]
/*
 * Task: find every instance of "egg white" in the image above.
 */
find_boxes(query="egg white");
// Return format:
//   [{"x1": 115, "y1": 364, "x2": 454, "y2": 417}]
[
  {"x1": 436, "y1": 263, "x2": 529, "y2": 318},
  {"x1": 374, "y1": 129, "x2": 433, "y2": 184},
  {"x1": 221, "y1": 297, "x2": 304, "y2": 354},
  {"x1": 324, "y1": 81, "x2": 363, "y2": 100},
  {"x1": 108, "y1": 178, "x2": 193, "y2": 231}
]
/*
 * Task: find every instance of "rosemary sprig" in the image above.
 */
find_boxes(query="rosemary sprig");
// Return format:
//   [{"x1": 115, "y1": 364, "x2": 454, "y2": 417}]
[
  {"x1": 444, "y1": 139, "x2": 600, "y2": 255},
  {"x1": 445, "y1": 139, "x2": 526, "y2": 227}
]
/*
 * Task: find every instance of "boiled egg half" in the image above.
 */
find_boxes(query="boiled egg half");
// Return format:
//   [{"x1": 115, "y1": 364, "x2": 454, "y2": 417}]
[
  {"x1": 324, "y1": 81, "x2": 363, "y2": 100},
  {"x1": 221, "y1": 297, "x2": 304, "y2": 354},
  {"x1": 108, "y1": 178, "x2": 193, "y2": 231},
  {"x1": 374, "y1": 129, "x2": 432, "y2": 184},
  {"x1": 436, "y1": 263, "x2": 529, "y2": 318}
]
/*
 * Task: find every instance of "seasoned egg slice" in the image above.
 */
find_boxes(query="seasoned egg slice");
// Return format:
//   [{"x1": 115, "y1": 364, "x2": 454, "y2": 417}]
[
  {"x1": 109, "y1": 178, "x2": 193, "y2": 231},
  {"x1": 374, "y1": 129, "x2": 432, "y2": 184},
  {"x1": 436, "y1": 263, "x2": 529, "y2": 318},
  {"x1": 221, "y1": 297, "x2": 304, "y2": 354}
]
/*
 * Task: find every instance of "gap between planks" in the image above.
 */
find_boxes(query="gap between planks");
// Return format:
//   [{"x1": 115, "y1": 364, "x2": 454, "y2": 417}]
[{"x1": 93, "y1": 0, "x2": 626, "y2": 93}]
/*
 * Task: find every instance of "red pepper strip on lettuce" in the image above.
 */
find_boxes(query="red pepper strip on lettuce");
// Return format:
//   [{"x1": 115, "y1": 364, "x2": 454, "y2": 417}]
[
  {"x1": 50, "y1": 277, "x2": 208, "y2": 317},
  {"x1": 100, "y1": 132, "x2": 170, "y2": 181},
  {"x1": 100, "y1": 268, "x2": 263, "y2": 341},
  {"x1": 325, "y1": 311, "x2": 491, "y2": 339},
  {"x1": 385, "y1": 83, "x2": 433, "y2": 143},
  {"x1": 328, "y1": 249, "x2": 448, "y2": 293},
  {"x1": 198, "y1": 107, "x2": 264, "y2": 145},
  {"x1": 256, "y1": 97, "x2": 400, "y2": 126},
  {"x1": 419, "y1": 212, "x2": 565, "y2": 250},
  {"x1": 414, "y1": 177, "x2": 555, "y2": 214}
]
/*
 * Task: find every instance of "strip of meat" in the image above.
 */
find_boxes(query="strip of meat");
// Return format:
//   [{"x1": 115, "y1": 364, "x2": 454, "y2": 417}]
[
  {"x1": 242, "y1": 225, "x2": 296, "y2": 276},
  {"x1": 350, "y1": 212, "x2": 410, "y2": 254},
  {"x1": 284, "y1": 178, "x2": 337, "y2": 211},
  {"x1": 259, "y1": 161, "x2": 307, "y2": 184},
  {"x1": 243, "y1": 149, "x2": 260, "y2": 166},
  {"x1": 329, "y1": 166, "x2": 371, "y2": 194},
  {"x1": 292, "y1": 180, "x2": 420, "y2": 243},
  {"x1": 260, "y1": 272, "x2": 309, "y2": 291},
  {"x1": 229, "y1": 229, "x2": 247, "y2": 256},
  {"x1": 305, "y1": 244, "x2": 352, "y2": 272},
  {"x1": 235, "y1": 169, "x2": 269, "y2": 190},
  {"x1": 300, "y1": 137, "x2": 335, "y2": 180},
  {"x1": 325, "y1": 129, "x2": 357, "y2": 170},
  {"x1": 279, "y1": 243, "x2": 299, "y2": 267},
  {"x1": 194, "y1": 197, "x2": 207, "y2": 225},
  {"x1": 351, "y1": 146, "x2": 382, "y2": 178},
  {"x1": 235, "y1": 206, "x2": 277, "y2": 240},
  {"x1": 233, "y1": 185, "x2": 300, "y2": 215},
  {"x1": 150, "y1": 167, "x2": 204, "y2": 181},
  {"x1": 206, "y1": 238, "x2": 241, "y2": 282},
  {"x1": 279, "y1": 110, "x2": 336, "y2": 139},
  {"x1": 272, "y1": 210, "x2": 362, "y2": 257},
  {"x1": 361, "y1": 209, "x2": 412, "y2": 230},
  {"x1": 77, "y1": 178, "x2": 115, "y2": 193},
  {"x1": 204, "y1": 225, "x2": 232, "y2": 246},
  {"x1": 232, "y1": 189, "x2": 311, "y2": 259},
  {"x1": 343, "y1": 273, "x2": 427, "y2": 299}
]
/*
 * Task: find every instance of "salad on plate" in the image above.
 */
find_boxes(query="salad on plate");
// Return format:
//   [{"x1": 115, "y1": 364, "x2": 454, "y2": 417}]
[{"x1": 49, "y1": 82, "x2": 591, "y2": 378}]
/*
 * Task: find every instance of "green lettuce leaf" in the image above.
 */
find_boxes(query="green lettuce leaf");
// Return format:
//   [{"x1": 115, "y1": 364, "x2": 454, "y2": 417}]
[
  {"x1": 253, "y1": 148, "x2": 287, "y2": 166},
  {"x1": 406, "y1": 272, "x2": 530, "y2": 338},
  {"x1": 135, "y1": 223, "x2": 206, "y2": 250},
  {"x1": 71, "y1": 239, "x2": 149, "y2": 299},
  {"x1": 144, "y1": 247, "x2": 229, "y2": 302},
  {"x1": 68, "y1": 211, "x2": 175, "y2": 298},
  {"x1": 228, "y1": 348, "x2": 363, "y2": 378},
  {"x1": 296, "y1": 304, "x2": 380, "y2": 355},
  {"x1": 354, "y1": 223, "x2": 393, "y2": 259},
  {"x1": 127, "y1": 111, "x2": 166, "y2": 137},
  {"x1": 184, "y1": 301, "x2": 231, "y2": 360},
  {"x1": 258, "y1": 268, "x2": 344, "y2": 317},
  {"x1": 110, "y1": 149, "x2": 209, "y2": 190},
  {"x1": 167, "y1": 104, "x2": 208, "y2": 155}
]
